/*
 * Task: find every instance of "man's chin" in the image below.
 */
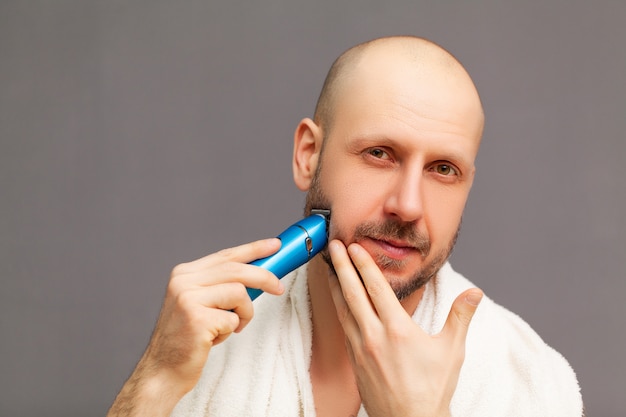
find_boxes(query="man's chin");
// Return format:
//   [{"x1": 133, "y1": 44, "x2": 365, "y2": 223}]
[{"x1": 390, "y1": 251, "x2": 450, "y2": 300}]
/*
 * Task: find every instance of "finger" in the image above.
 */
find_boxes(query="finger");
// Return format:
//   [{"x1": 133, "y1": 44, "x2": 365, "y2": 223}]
[
  {"x1": 173, "y1": 238, "x2": 282, "y2": 274},
  {"x1": 187, "y1": 262, "x2": 285, "y2": 295},
  {"x1": 168, "y1": 237, "x2": 284, "y2": 295},
  {"x1": 441, "y1": 288, "x2": 483, "y2": 347},
  {"x1": 175, "y1": 294, "x2": 243, "y2": 349},
  {"x1": 327, "y1": 252, "x2": 355, "y2": 325},
  {"x1": 186, "y1": 282, "x2": 255, "y2": 332},
  {"x1": 209, "y1": 282, "x2": 254, "y2": 329},
  {"x1": 346, "y1": 243, "x2": 404, "y2": 323},
  {"x1": 328, "y1": 240, "x2": 378, "y2": 327},
  {"x1": 327, "y1": 261, "x2": 363, "y2": 350},
  {"x1": 204, "y1": 307, "x2": 242, "y2": 346}
]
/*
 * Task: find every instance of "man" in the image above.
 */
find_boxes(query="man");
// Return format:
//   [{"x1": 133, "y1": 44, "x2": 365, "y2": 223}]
[{"x1": 108, "y1": 36, "x2": 582, "y2": 416}]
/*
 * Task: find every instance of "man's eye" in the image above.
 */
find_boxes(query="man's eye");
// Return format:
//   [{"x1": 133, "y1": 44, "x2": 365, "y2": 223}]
[
  {"x1": 368, "y1": 148, "x2": 390, "y2": 159},
  {"x1": 434, "y1": 163, "x2": 458, "y2": 176}
]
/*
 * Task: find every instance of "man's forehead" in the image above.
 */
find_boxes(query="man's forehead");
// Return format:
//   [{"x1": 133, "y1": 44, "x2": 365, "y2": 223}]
[{"x1": 330, "y1": 45, "x2": 483, "y2": 141}]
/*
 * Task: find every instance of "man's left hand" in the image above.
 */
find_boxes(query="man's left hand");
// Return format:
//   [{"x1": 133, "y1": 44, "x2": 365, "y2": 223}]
[{"x1": 327, "y1": 240, "x2": 483, "y2": 417}]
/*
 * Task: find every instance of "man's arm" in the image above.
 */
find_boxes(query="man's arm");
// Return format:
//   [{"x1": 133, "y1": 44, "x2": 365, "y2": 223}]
[
  {"x1": 107, "y1": 357, "x2": 184, "y2": 417},
  {"x1": 107, "y1": 238, "x2": 283, "y2": 417}
]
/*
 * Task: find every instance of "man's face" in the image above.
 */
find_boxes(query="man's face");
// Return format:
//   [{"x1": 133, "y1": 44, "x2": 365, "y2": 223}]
[
  {"x1": 304, "y1": 59, "x2": 481, "y2": 299},
  {"x1": 305, "y1": 165, "x2": 458, "y2": 300}
]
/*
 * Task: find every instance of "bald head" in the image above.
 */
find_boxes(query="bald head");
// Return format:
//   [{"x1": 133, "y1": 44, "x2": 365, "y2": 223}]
[{"x1": 313, "y1": 36, "x2": 484, "y2": 140}]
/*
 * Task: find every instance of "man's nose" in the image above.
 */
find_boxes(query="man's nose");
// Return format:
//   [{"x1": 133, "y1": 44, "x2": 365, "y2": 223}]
[{"x1": 382, "y1": 166, "x2": 424, "y2": 223}]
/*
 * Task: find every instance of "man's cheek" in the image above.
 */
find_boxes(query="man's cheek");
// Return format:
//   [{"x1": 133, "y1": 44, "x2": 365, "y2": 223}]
[
  {"x1": 327, "y1": 221, "x2": 344, "y2": 244},
  {"x1": 327, "y1": 218, "x2": 354, "y2": 246}
]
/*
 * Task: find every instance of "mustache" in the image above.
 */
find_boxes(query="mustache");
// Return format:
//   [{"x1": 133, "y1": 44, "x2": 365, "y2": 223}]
[{"x1": 353, "y1": 220, "x2": 431, "y2": 257}]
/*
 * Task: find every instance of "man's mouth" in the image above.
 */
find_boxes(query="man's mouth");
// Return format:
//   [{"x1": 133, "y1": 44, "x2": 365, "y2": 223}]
[{"x1": 361, "y1": 237, "x2": 424, "y2": 261}]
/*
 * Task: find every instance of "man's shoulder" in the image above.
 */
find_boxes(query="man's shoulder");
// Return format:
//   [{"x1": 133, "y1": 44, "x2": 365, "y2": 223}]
[
  {"x1": 441, "y1": 265, "x2": 582, "y2": 416},
  {"x1": 438, "y1": 264, "x2": 562, "y2": 351},
  {"x1": 441, "y1": 264, "x2": 576, "y2": 374}
]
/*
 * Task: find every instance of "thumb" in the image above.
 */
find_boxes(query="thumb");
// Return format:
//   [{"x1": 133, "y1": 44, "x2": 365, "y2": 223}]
[{"x1": 443, "y1": 288, "x2": 483, "y2": 342}]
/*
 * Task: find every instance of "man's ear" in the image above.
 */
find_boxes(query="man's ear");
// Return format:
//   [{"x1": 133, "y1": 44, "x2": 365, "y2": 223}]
[{"x1": 292, "y1": 118, "x2": 324, "y2": 191}]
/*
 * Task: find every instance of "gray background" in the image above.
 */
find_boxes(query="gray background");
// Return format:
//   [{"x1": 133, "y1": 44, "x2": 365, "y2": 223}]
[{"x1": 1, "y1": 1, "x2": 624, "y2": 416}]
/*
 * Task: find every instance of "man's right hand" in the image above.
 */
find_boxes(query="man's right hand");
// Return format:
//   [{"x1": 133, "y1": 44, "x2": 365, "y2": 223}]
[{"x1": 107, "y1": 238, "x2": 283, "y2": 417}]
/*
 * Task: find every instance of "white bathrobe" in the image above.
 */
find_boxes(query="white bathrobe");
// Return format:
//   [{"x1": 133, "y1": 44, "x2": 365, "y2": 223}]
[{"x1": 171, "y1": 262, "x2": 582, "y2": 416}]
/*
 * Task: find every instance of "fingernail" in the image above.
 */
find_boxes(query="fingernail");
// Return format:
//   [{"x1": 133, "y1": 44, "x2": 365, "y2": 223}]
[
  {"x1": 328, "y1": 240, "x2": 341, "y2": 254},
  {"x1": 347, "y1": 244, "x2": 361, "y2": 256},
  {"x1": 465, "y1": 290, "x2": 483, "y2": 306}
]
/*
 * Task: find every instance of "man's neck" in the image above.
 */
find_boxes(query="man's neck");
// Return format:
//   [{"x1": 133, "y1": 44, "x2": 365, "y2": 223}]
[{"x1": 307, "y1": 256, "x2": 349, "y2": 371}]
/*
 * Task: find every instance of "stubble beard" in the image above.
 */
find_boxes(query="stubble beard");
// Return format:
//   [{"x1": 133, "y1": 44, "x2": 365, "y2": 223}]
[{"x1": 304, "y1": 163, "x2": 459, "y2": 301}]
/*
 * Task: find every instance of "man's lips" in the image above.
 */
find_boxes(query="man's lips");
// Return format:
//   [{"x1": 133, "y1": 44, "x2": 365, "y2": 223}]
[{"x1": 361, "y1": 237, "x2": 422, "y2": 260}]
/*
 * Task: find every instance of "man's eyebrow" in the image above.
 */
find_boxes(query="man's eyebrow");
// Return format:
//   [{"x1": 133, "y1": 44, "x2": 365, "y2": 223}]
[
  {"x1": 436, "y1": 148, "x2": 473, "y2": 166},
  {"x1": 347, "y1": 135, "x2": 400, "y2": 149}
]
